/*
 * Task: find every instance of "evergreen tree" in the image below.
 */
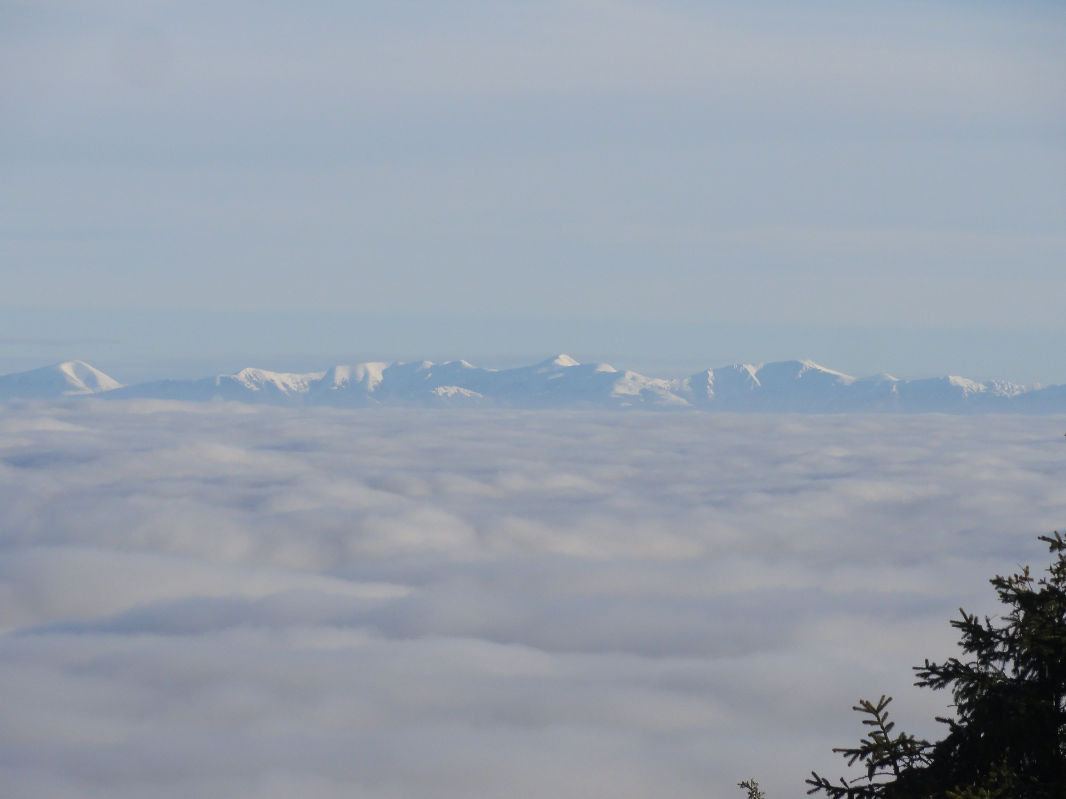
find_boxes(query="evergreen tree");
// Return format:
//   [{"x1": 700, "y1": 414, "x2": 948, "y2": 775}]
[{"x1": 806, "y1": 532, "x2": 1066, "y2": 799}]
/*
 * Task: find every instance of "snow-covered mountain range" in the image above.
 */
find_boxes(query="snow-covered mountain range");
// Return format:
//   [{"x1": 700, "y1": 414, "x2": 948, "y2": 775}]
[{"x1": 2, "y1": 356, "x2": 1065, "y2": 412}]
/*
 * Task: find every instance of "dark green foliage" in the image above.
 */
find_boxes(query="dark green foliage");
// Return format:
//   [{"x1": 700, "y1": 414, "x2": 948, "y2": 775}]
[
  {"x1": 804, "y1": 696, "x2": 932, "y2": 798},
  {"x1": 806, "y1": 532, "x2": 1066, "y2": 799}
]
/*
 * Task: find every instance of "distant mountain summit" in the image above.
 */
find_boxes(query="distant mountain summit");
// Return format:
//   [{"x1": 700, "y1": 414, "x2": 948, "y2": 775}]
[
  {"x1": 0, "y1": 360, "x2": 122, "y2": 400},
  {"x1": 1, "y1": 355, "x2": 1062, "y2": 412}
]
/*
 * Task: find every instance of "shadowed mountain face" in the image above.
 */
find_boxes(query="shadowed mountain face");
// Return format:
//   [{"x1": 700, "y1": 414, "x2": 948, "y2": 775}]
[{"x1": 2, "y1": 356, "x2": 1064, "y2": 412}]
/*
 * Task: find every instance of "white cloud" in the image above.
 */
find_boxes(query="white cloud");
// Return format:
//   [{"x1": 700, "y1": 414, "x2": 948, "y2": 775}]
[{"x1": 1, "y1": 402, "x2": 1065, "y2": 797}]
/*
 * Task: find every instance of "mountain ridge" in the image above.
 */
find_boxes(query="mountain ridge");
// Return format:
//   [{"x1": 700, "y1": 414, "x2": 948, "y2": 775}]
[{"x1": 1, "y1": 355, "x2": 1063, "y2": 413}]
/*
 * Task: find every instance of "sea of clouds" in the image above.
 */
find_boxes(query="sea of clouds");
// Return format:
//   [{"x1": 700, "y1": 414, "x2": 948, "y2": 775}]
[{"x1": 1, "y1": 401, "x2": 1065, "y2": 798}]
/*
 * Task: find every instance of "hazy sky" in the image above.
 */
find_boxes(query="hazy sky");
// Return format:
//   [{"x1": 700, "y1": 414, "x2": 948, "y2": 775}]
[
  {"x1": 2, "y1": 1, "x2": 1065, "y2": 380},
  {"x1": 2, "y1": 404, "x2": 1065, "y2": 798}
]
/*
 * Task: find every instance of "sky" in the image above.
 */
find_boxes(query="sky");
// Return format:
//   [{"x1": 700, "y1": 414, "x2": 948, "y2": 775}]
[
  {"x1": 2, "y1": 0, "x2": 1066, "y2": 382},
  {"x1": 2, "y1": 403, "x2": 1065, "y2": 798}
]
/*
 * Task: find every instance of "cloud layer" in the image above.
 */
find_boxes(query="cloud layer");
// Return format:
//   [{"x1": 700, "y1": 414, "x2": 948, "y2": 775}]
[{"x1": 2, "y1": 402, "x2": 1065, "y2": 797}]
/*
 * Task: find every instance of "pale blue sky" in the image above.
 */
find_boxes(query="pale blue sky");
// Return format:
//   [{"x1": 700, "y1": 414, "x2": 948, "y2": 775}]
[{"x1": 2, "y1": 1, "x2": 1065, "y2": 381}]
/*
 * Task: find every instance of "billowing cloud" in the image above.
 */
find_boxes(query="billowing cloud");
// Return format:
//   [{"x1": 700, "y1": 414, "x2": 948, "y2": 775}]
[{"x1": 1, "y1": 401, "x2": 1065, "y2": 797}]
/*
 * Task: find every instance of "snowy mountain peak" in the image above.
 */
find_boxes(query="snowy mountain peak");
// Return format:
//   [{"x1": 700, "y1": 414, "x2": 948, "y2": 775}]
[
  {"x1": 324, "y1": 364, "x2": 353, "y2": 388},
  {"x1": 0, "y1": 360, "x2": 122, "y2": 399},
  {"x1": 756, "y1": 359, "x2": 855, "y2": 383},
  {"x1": 432, "y1": 385, "x2": 484, "y2": 400},
  {"x1": 323, "y1": 363, "x2": 388, "y2": 392},
  {"x1": 232, "y1": 368, "x2": 324, "y2": 394},
  {"x1": 55, "y1": 361, "x2": 123, "y2": 394},
  {"x1": 946, "y1": 375, "x2": 985, "y2": 394},
  {"x1": 797, "y1": 359, "x2": 853, "y2": 379},
  {"x1": 547, "y1": 354, "x2": 580, "y2": 367},
  {"x1": 985, "y1": 379, "x2": 1026, "y2": 398}
]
